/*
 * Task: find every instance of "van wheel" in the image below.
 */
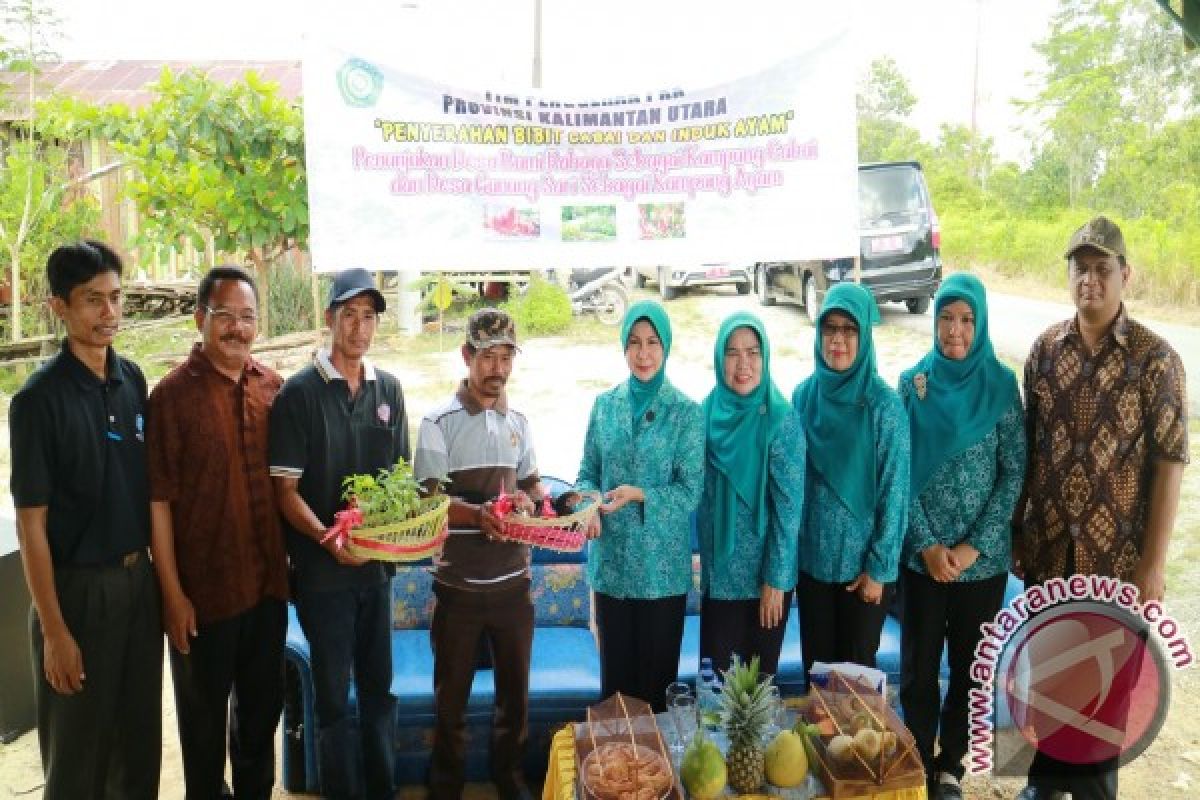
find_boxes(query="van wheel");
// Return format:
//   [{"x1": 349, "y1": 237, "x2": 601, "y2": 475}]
[
  {"x1": 634, "y1": 271, "x2": 646, "y2": 289},
  {"x1": 906, "y1": 296, "x2": 931, "y2": 314},
  {"x1": 658, "y1": 268, "x2": 680, "y2": 301},
  {"x1": 804, "y1": 274, "x2": 820, "y2": 326},
  {"x1": 757, "y1": 265, "x2": 775, "y2": 307}
]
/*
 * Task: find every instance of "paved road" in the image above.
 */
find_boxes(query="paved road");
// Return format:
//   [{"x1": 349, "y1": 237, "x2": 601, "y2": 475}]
[{"x1": 880, "y1": 292, "x2": 1200, "y2": 418}]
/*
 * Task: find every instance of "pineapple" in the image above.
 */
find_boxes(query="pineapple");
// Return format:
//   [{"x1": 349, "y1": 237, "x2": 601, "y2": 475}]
[{"x1": 718, "y1": 655, "x2": 774, "y2": 793}]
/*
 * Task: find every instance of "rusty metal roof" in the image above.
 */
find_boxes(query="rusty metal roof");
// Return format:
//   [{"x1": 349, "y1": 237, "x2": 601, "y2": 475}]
[{"x1": 0, "y1": 60, "x2": 300, "y2": 118}]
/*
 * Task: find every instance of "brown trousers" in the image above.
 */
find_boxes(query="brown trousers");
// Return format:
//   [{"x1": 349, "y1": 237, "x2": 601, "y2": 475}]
[{"x1": 429, "y1": 579, "x2": 533, "y2": 800}]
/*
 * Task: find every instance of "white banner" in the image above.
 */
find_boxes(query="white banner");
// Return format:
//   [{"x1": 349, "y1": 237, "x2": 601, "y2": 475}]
[{"x1": 303, "y1": 34, "x2": 859, "y2": 271}]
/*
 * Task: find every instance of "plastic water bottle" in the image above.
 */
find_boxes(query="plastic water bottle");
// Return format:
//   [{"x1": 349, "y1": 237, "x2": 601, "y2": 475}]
[{"x1": 697, "y1": 658, "x2": 720, "y2": 731}]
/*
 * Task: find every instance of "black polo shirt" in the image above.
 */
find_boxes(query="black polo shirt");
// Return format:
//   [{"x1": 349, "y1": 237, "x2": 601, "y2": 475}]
[
  {"x1": 269, "y1": 351, "x2": 410, "y2": 591},
  {"x1": 9, "y1": 340, "x2": 150, "y2": 566}
]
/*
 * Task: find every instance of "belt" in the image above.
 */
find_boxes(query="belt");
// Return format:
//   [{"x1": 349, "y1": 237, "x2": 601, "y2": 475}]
[{"x1": 58, "y1": 549, "x2": 146, "y2": 571}]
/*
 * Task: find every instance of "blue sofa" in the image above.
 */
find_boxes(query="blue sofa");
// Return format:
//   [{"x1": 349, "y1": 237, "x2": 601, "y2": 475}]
[{"x1": 281, "y1": 479, "x2": 1024, "y2": 792}]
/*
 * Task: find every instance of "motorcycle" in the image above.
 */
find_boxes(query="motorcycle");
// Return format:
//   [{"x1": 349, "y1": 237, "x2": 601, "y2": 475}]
[{"x1": 565, "y1": 267, "x2": 628, "y2": 326}]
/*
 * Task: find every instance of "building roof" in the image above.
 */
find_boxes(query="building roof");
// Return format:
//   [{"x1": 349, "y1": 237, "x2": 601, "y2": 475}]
[{"x1": 0, "y1": 60, "x2": 300, "y2": 119}]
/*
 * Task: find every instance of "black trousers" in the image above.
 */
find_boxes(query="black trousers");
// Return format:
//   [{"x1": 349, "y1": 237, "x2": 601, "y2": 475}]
[
  {"x1": 31, "y1": 554, "x2": 163, "y2": 800},
  {"x1": 699, "y1": 591, "x2": 794, "y2": 676},
  {"x1": 1025, "y1": 545, "x2": 1121, "y2": 800},
  {"x1": 293, "y1": 581, "x2": 396, "y2": 800},
  {"x1": 594, "y1": 592, "x2": 686, "y2": 713},
  {"x1": 429, "y1": 580, "x2": 534, "y2": 800},
  {"x1": 170, "y1": 597, "x2": 287, "y2": 800},
  {"x1": 797, "y1": 571, "x2": 892, "y2": 674},
  {"x1": 899, "y1": 568, "x2": 1008, "y2": 781}
]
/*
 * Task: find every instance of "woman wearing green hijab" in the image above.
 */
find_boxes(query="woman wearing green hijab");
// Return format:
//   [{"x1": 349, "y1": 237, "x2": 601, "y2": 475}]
[
  {"x1": 698, "y1": 312, "x2": 805, "y2": 675},
  {"x1": 897, "y1": 273, "x2": 1025, "y2": 800},
  {"x1": 793, "y1": 282, "x2": 910, "y2": 673},
  {"x1": 576, "y1": 300, "x2": 704, "y2": 711}
]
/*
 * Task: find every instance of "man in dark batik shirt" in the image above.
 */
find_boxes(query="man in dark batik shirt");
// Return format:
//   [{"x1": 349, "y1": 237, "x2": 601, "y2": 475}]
[{"x1": 1015, "y1": 216, "x2": 1188, "y2": 800}]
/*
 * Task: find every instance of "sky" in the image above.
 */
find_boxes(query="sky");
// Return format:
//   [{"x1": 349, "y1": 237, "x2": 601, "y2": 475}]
[{"x1": 45, "y1": 0, "x2": 1055, "y2": 162}]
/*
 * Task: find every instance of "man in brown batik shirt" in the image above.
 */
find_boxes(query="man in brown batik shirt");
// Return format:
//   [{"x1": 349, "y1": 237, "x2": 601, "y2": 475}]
[
  {"x1": 148, "y1": 266, "x2": 288, "y2": 800},
  {"x1": 1014, "y1": 217, "x2": 1188, "y2": 800}
]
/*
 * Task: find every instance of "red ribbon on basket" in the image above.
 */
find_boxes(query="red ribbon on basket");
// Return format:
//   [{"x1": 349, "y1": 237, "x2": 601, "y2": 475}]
[{"x1": 321, "y1": 507, "x2": 364, "y2": 550}]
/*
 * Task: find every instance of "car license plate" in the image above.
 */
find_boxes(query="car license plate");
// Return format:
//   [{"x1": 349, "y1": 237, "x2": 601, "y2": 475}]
[
  {"x1": 871, "y1": 234, "x2": 905, "y2": 254},
  {"x1": 705, "y1": 267, "x2": 729, "y2": 278}
]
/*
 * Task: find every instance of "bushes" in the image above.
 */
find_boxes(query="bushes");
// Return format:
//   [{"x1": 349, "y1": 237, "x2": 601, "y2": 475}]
[
  {"x1": 502, "y1": 273, "x2": 572, "y2": 336},
  {"x1": 940, "y1": 208, "x2": 1200, "y2": 308},
  {"x1": 266, "y1": 259, "x2": 325, "y2": 337}
]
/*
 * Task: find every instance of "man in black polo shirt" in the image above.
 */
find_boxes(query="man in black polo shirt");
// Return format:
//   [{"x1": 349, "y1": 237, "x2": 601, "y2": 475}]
[
  {"x1": 9, "y1": 240, "x2": 162, "y2": 800},
  {"x1": 270, "y1": 269, "x2": 408, "y2": 800}
]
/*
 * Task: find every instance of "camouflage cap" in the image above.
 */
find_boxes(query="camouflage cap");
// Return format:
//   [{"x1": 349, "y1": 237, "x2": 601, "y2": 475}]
[
  {"x1": 1065, "y1": 215, "x2": 1127, "y2": 260},
  {"x1": 466, "y1": 308, "x2": 519, "y2": 351}
]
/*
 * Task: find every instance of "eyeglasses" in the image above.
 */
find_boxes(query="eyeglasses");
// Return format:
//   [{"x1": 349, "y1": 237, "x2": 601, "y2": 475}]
[
  {"x1": 820, "y1": 322, "x2": 859, "y2": 340},
  {"x1": 205, "y1": 306, "x2": 259, "y2": 326}
]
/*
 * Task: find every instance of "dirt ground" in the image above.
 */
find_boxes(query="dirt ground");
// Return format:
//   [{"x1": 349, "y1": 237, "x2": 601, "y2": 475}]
[{"x1": 1, "y1": 283, "x2": 1197, "y2": 798}]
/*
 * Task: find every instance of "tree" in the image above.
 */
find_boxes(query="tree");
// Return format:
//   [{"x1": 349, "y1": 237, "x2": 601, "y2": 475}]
[
  {"x1": 99, "y1": 68, "x2": 307, "y2": 334},
  {"x1": 856, "y1": 57, "x2": 924, "y2": 163},
  {"x1": 1019, "y1": 0, "x2": 1198, "y2": 208},
  {"x1": 0, "y1": 0, "x2": 71, "y2": 342}
]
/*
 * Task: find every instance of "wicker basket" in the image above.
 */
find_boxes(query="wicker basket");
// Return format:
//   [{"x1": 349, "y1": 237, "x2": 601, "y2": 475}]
[
  {"x1": 344, "y1": 494, "x2": 450, "y2": 562},
  {"x1": 498, "y1": 491, "x2": 602, "y2": 552}
]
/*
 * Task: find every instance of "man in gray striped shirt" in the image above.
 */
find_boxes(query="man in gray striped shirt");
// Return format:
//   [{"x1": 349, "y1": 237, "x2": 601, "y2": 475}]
[{"x1": 414, "y1": 308, "x2": 543, "y2": 800}]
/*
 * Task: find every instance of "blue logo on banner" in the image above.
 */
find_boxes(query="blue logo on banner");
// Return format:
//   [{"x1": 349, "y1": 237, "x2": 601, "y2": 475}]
[{"x1": 337, "y1": 58, "x2": 384, "y2": 108}]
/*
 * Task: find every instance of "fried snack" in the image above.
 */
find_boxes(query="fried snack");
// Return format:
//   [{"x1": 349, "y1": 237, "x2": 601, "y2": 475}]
[{"x1": 582, "y1": 742, "x2": 673, "y2": 800}]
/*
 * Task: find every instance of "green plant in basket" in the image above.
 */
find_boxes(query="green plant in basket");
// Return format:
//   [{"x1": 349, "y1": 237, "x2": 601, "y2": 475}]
[{"x1": 341, "y1": 459, "x2": 429, "y2": 526}]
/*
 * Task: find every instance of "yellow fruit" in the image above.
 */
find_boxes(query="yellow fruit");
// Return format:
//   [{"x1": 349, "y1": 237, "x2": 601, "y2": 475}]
[
  {"x1": 764, "y1": 730, "x2": 809, "y2": 787},
  {"x1": 853, "y1": 728, "x2": 882, "y2": 761},
  {"x1": 827, "y1": 733, "x2": 856, "y2": 765},
  {"x1": 681, "y1": 734, "x2": 727, "y2": 800}
]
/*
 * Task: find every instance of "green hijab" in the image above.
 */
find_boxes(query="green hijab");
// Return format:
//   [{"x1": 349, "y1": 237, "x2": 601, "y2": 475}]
[
  {"x1": 792, "y1": 282, "x2": 887, "y2": 521},
  {"x1": 703, "y1": 313, "x2": 792, "y2": 573},
  {"x1": 621, "y1": 300, "x2": 673, "y2": 424},
  {"x1": 901, "y1": 273, "x2": 1018, "y2": 494}
]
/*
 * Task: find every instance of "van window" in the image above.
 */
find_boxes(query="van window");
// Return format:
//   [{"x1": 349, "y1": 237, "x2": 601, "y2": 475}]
[{"x1": 859, "y1": 167, "x2": 925, "y2": 225}]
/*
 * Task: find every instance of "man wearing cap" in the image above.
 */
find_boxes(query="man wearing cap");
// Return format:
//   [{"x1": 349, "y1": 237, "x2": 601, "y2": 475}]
[
  {"x1": 270, "y1": 269, "x2": 409, "y2": 800},
  {"x1": 1014, "y1": 216, "x2": 1188, "y2": 800},
  {"x1": 414, "y1": 309, "x2": 544, "y2": 800},
  {"x1": 147, "y1": 265, "x2": 288, "y2": 800}
]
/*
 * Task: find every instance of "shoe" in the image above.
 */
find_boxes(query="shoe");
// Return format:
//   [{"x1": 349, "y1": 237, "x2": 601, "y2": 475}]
[
  {"x1": 933, "y1": 772, "x2": 963, "y2": 800},
  {"x1": 1015, "y1": 787, "x2": 1069, "y2": 800},
  {"x1": 494, "y1": 778, "x2": 535, "y2": 800}
]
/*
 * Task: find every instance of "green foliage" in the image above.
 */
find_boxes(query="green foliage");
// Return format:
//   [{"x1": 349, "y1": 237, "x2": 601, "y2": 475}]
[
  {"x1": 97, "y1": 68, "x2": 307, "y2": 264},
  {"x1": 265, "y1": 259, "x2": 317, "y2": 337},
  {"x1": 857, "y1": 56, "x2": 917, "y2": 119},
  {"x1": 341, "y1": 459, "x2": 429, "y2": 525},
  {"x1": 502, "y1": 273, "x2": 572, "y2": 336},
  {"x1": 858, "y1": 5, "x2": 1200, "y2": 309}
]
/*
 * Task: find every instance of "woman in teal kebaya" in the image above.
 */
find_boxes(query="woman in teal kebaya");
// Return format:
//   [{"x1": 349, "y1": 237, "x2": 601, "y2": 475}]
[
  {"x1": 793, "y1": 282, "x2": 910, "y2": 672},
  {"x1": 897, "y1": 273, "x2": 1025, "y2": 799},
  {"x1": 576, "y1": 301, "x2": 704, "y2": 711},
  {"x1": 698, "y1": 312, "x2": 805, "y2": 675}
]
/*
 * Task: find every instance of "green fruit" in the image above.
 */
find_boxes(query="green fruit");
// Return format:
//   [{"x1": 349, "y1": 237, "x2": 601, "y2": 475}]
[
  {"x1": 765, "y1": 730, "x2": 809, "y2": 787},
  {"x1": 680, "y1": 732, "x2": 727, "y2": 800}
]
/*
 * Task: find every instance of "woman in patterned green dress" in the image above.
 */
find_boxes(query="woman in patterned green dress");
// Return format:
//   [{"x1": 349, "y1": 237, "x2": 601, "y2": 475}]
[
  {"x1": 793, "y1": 282, "x2": 910, "y2": 672},
  {"x1": 897, "y1": 273, "x2": 1025, "y2": 800},
  {"x1": 697, "y1": 311, "x2": 805, "y2": 675},
  {"x1": 575, "y1": 300, "x2": 704, "y2": 710}
]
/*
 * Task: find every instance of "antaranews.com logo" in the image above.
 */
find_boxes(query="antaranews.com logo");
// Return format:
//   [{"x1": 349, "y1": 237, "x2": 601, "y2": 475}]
[{"x1": 967, "y1": 574, "x2": 1193, "y2": 776}]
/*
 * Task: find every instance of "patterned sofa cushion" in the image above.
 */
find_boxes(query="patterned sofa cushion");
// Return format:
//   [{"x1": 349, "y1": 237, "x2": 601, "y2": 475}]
[
  {"x1": 392, "y1": 566, "x2": 436, "y2": 629},
  {"x1": 531, "y1": 563, "x2": 590, "y2": 627}
]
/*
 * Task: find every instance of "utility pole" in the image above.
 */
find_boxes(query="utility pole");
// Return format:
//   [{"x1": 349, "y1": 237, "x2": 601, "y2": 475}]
[
  {"x1": 970, "y1": 0, "x2": 985, "y2": 189},
  {"x1": 530, "y1": 0, "x2": 540, "y2": 88}
]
